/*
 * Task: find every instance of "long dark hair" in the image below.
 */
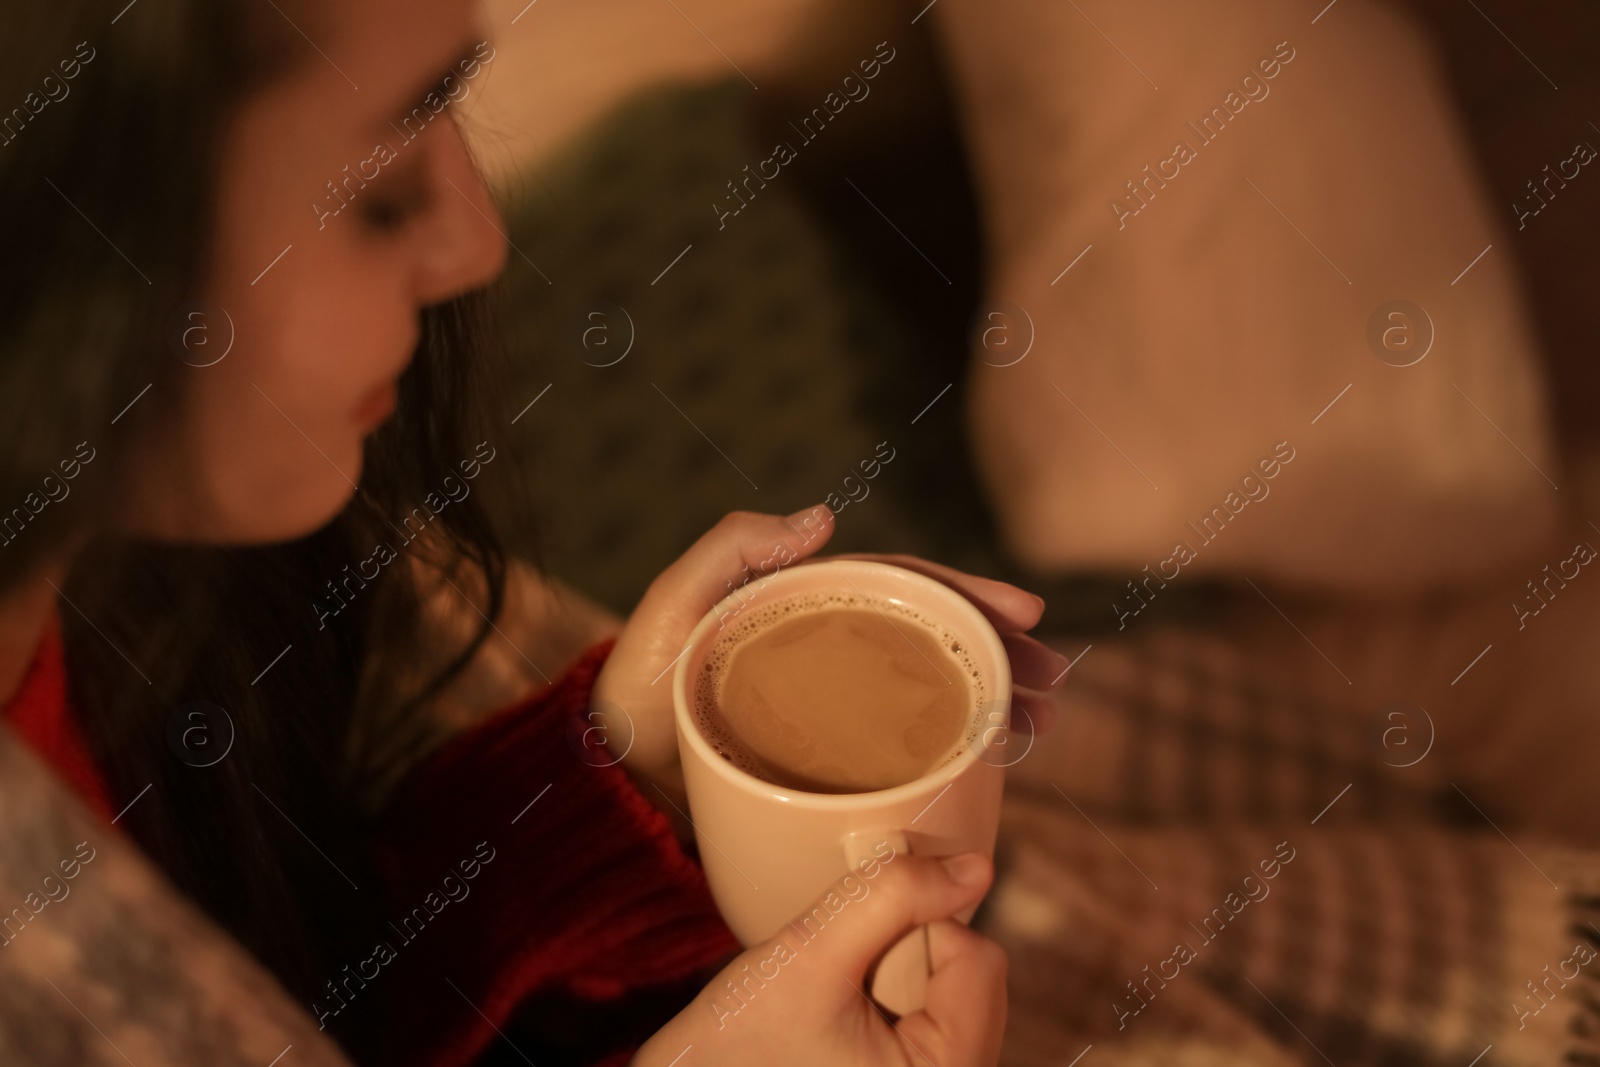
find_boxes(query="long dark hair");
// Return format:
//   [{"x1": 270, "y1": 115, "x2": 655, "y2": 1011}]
[{"x1": 1, "y1": 1, "x2": 508, "y2": 1057}]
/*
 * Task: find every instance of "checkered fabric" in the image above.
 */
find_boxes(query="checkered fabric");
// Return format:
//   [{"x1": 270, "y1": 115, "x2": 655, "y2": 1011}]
[{"x1": 984, "y1": 625, "x2": 1599, "y2": 1067}]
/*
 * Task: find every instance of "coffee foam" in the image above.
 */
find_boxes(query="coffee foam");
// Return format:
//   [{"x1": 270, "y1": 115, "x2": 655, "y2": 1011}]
[{"x1": 692, "y1": 589, "x2": 991, "y2": 791}]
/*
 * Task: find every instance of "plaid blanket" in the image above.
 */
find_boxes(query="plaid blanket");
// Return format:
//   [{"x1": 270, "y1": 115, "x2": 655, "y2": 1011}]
[{"x1": 984, "y1": 619, "x2": 1600, "y2": 1067}]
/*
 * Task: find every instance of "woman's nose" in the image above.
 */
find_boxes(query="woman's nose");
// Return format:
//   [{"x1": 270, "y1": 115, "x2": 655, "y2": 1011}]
[{"x1": 411, "y1": 118, "x2": 509, "y2": 304}]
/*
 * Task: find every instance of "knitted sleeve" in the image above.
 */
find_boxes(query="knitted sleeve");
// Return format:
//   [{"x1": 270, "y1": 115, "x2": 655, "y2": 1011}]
[{"x1": 362, "y1": 638, "x2": 739, "y2": 1067}]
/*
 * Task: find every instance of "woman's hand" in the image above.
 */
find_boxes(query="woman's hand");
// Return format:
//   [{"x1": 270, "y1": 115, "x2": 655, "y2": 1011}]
[
  {"x1": 591, "y1": 506, "x2": 1072, "y2": 791},
  {"x1": 591, "y1": 507, "x2": 840, "y2": 785},
  {"x1": 633, "y1": 848, "x2": 1007, "y2": 1067}
]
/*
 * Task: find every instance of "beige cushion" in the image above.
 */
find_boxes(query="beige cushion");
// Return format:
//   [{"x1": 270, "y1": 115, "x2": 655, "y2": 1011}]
[{"x1": 933, "y1": 0, "x2": 1557, "y2": 590}]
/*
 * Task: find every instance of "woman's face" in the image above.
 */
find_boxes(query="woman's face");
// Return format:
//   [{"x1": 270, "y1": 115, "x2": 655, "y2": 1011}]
[{"x1": 125, "y1": 0, "x2": 506, "y2": 543}]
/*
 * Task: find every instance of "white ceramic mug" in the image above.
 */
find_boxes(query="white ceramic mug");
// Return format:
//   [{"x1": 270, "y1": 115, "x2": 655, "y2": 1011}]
[{"x1": 671, "y1": 558, "x2": 1011, "y2": 1015}]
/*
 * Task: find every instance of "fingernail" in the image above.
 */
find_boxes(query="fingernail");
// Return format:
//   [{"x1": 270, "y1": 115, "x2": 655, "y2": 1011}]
[
  {"x1": 941, "y1": 852, "x2": 989, "y2": 886},
  {"x1": 786, "y1": 503, "x2": 829, "y2": 523}
]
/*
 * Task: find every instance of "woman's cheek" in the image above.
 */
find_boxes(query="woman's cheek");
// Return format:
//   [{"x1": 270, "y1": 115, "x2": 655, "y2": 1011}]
[{"x1": 173, "y1": 273, "x2": 409, "y2": 542}]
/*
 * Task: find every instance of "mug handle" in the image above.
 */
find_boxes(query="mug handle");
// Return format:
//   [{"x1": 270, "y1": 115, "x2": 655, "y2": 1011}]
[{"x1": 841, "y1": 829, "x2": 930, "y2": 1016}]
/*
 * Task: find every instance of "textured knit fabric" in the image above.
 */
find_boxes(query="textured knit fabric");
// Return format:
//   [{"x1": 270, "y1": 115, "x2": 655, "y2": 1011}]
[
  {"x1": 365, "y1": 637, "x2": 740, "y2": 1067},
  {"x1": 983, "y1": 626, "x2": 1600, "y2": 1067},
  {"x1": 484, "y1": 79, "x2": 1007, "y2": 618}
]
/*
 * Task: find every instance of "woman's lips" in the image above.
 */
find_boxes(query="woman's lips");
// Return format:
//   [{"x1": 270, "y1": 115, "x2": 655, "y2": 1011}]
[{"x1": 351, "y1": 381, "x2": 398, "y2": 428}]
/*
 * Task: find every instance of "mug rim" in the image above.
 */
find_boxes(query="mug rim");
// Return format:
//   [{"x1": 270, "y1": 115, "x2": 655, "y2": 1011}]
[{"x1": 671, "y1": 558, "x2": 1013, "y2": 811}]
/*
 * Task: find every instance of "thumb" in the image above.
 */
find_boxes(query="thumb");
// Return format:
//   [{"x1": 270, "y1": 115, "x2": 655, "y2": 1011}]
[
  {"x1": 593, "y1": 506, "x2": 834, "y2": 776},
  {"x1": 785, "y1": 849, "x2": 993, "y2": 983},
  {"x1": 896, "y1": 920, "x2": 1008, "y2": 1064},
  {"x1": 638, "y1": 505, "x2": 835, "y2": 631}
]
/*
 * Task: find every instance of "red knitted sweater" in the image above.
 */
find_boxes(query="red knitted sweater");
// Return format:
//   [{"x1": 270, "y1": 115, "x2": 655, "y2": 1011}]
[{"x1": 2, "y1": 616, "x2": 741, "y2": 1067}]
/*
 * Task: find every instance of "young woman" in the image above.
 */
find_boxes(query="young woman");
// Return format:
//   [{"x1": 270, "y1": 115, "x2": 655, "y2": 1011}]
[{"x1": 0, "y1": 1, "x2": 1066, "y2": 1064}]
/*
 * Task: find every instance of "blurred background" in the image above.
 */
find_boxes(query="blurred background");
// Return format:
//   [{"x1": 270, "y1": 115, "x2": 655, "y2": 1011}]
[
  {"x1": 466, "y1": 0, "x2": 1598, "y2": 620},
  {"x1": 461, "y1": 2, "x2": 1600, "y2": 1063}
]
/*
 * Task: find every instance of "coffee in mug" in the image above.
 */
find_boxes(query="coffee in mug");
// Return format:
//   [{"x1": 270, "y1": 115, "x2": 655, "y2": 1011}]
[{"x1": 692, "y1": 595, "x2": 990, "y2": 794}]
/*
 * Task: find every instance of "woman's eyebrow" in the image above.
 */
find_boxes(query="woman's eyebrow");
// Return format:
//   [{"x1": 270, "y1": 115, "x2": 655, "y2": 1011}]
[{"x1": 381, "y1": 36, "x2": 487, "y2": 124}]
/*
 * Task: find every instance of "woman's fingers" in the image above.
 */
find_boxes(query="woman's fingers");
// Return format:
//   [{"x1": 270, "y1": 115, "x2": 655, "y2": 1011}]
[
  {"x1": 650, "y1": 856, "x2": 1003, "y2": 1067},
  {"x1": 785, "y1": 850, "x2": 993, "y2": 984},
  {"x1": 821, "y1": 552, "x2": 1045, "y2": 634},
  {"x1": 595, "y1": 507, "x2": 838, "y2": 776},
  {"x1": 1009, "y1": 688, "x2": 1057, "y2": 736},
  {"x1": 636, "y1": 506, "x2": 836, "y2": 635},
  {"x1": 896, "y1": 919, "x2": 1008, "y2": 1066},
  {"x1": 1001, "y1": 631, "x2": 1071, "y2": 690}
]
